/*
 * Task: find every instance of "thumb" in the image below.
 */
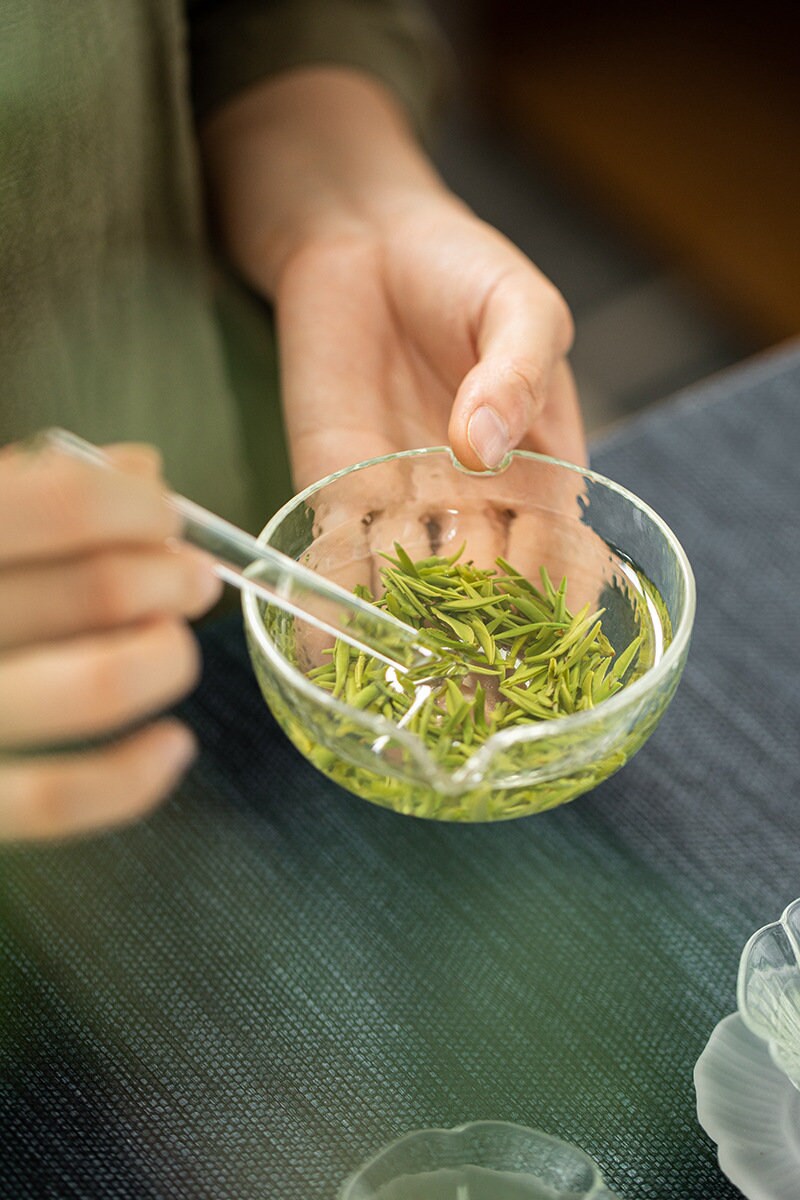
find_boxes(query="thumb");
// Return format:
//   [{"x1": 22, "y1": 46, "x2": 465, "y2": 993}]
[{"x1": 448, "y1": 274, "x2": 574, "y2": 470}]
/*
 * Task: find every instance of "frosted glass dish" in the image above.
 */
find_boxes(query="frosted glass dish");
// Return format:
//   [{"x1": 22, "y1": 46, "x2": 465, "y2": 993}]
[{"x1": 695, "y1": 1013, "x2": 800, "y2": 1200}]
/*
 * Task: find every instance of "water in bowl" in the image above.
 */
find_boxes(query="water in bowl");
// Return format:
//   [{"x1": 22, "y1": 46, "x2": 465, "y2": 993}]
[{"x1": 256, "y1": 548, "x2": 673, "y2": 821}]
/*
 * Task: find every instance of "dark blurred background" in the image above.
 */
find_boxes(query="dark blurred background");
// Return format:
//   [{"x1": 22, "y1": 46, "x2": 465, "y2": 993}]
[{"x1": 428, "y1": 0, "x2": 800, "y2": 435}]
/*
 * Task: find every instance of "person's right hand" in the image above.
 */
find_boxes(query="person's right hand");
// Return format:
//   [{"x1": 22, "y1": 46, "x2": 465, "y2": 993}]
[{"x1": 0, "y1": 440, "x2": 222, "y2": 842}]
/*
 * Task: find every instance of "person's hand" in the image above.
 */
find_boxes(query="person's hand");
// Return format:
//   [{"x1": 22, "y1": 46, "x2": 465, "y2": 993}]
[
  {"x1": 200, "y1": 68, "x2": 585, "y2": 492},
  {"x1": 0, "y1": 441, "x2": 222, "y2": 841},
  {"x1": 276, "y1": 192, "x2": 584, "y2": 490}
]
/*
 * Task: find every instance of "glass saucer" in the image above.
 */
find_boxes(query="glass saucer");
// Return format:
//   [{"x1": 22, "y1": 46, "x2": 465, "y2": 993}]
[{"x1": 695, "y1": 1013, "x2": 800, "y2": 1200}]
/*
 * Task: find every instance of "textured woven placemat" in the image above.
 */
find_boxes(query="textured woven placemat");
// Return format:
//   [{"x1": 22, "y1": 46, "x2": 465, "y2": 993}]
[{"x1": 2, "y1": 345, "x2": 800, "y2": 1198}]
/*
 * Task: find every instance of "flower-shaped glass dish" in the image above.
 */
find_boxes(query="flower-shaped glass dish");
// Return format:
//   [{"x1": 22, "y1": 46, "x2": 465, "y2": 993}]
[
  {"x1": 337, "y1": 1121, "x2": 620, "y2": 1199},
  {"x1": 243, "y1": 448, "x2": 695, "y2": 822},
  {"x1": 737, "y1": 897, "x2": 800, "y2": 1091}
]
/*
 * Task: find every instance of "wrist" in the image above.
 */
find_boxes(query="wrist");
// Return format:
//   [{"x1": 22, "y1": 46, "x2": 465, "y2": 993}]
[{"x1": 200, "y1": 66, "x2": 449, "y2": 297}]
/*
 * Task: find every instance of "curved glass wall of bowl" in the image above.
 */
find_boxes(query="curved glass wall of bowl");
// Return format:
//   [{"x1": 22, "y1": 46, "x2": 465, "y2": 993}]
[
  {"x1": 738, "y1": 897, "x2": 800, "y2": 1091},
  {"x1": 338, "y1": 1122, "x2": 620, "y2": 1199},
  {"x1": 243, "y1": 448, "x2": 695, "y2": 822}
]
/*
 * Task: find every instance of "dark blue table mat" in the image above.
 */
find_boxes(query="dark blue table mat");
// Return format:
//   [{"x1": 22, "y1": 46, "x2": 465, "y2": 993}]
[{"x1": 2, "y1": 344, "x2": 800, "y2": 1198}]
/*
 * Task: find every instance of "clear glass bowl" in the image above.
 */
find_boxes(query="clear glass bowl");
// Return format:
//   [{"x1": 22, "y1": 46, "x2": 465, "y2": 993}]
[
  {"x1": 243, "y1": 448, "x2": 695, "y2": 822},
  {"x1": 737, "y1": 897, "x2": 800, "y2": 1091},
  {"x1": 337, "y1": 1121, "x2": 620, "y2": 1199}
]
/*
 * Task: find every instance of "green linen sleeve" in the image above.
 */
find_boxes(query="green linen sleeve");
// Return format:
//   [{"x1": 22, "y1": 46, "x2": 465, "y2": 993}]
[{"x1": 187, "y1": 0, "x2": 452, "y2": 141}]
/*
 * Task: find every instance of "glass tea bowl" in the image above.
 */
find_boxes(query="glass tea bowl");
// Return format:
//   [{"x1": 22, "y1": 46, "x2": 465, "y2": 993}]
[
  {"x1": 737, "y1": 897, "x2": 800, "y2": 1090},
  {"x1": 243, "y1": 448, "x2": 695, "y2": 822}
]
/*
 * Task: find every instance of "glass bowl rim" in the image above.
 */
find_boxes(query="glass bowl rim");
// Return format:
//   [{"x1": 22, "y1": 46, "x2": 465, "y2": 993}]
[
  {"x1": 737, "y1": 896, "x2": 800, "y2": 1046},
  {"x1": 243, "y1": 447, "x2": 696, "y2": 786},
  {"x1": 336, "y1": 1119, "x2": 616, "y2": 1198}
]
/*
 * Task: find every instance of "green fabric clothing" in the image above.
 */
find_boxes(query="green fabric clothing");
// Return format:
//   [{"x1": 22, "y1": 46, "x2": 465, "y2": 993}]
[{"x1": 0, "y1": 1, "x2": 445, "y2": 530}]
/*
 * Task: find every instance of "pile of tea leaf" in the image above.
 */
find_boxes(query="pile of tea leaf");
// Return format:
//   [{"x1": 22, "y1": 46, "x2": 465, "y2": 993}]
[{"x1": 307, "y1": 544, "x2": 642, "y2": 768}]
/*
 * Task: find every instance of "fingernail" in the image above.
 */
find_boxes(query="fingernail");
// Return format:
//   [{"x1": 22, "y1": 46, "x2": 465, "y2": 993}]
[{"x1": 467, "y1": 405, "x2": 511, "y2": 469}]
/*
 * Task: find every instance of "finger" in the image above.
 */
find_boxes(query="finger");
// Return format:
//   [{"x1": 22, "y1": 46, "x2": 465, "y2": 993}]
[
  {"x1": 502, "y1": 446, "x2": 612, "y2": 613},
  {"x1": 291, "y1": 455, "x2": 509, "y2": 674},
  {"x1": 517, "y1": 360, "x2": 588, "y2": 467},
  {"x1": 0, "y1": 545, "x2": 222, "y2": 651},
  {"x1": 448, "y1": 272, "x2": 575, "y2": 470},
  {"x1": 0, "y1": 718, "x2": 196, "y2": 842},
  {"x1": 290, "y1": 515, "x2": 375, "y2": 671},
  {"x1": 0, "y1": 618, "x2": 201, "y2": 750},
  {"x1": 0, "y1": 442, "x2": 180, "y2": 566},
  {"x1": 277, "y1": 239, "x2": 410, "y2": 488},
  {"x1": 368, "y1": 494, "x2": 508, "y2": 577},
  {"x1": 505, "y1": 510, "x2": 615, "y2": 615},
  {"x1": 104, "y1": 443, "x2": 164, "y2": 478}
]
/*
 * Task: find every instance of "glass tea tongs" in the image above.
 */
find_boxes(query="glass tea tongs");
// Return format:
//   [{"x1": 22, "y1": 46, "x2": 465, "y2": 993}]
[{"x1": 44, "y1": 429, "x2": 436, "y2": 674}]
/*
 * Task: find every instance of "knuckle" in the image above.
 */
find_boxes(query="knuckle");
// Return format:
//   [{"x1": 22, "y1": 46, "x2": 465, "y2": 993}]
[
  {"x1": 546, "y1": 285, "x2": 575, "y2": 353},
  {"x1": 86, "y1": 555, "x2": 135, "y2": 627},
  {"x1": 106, "y1": 442, "x2": 163, "y2": 478},
  {"x1": 140, "y1": 618, "x2": 201, "y2": 700},
  {"x1": 71, "y1": 621, "x2": 201, "y2": 733},
  {"x1": 80, "y1": 651, "x2": 133, "y2": 725},
  {"x1": 506, "y1": 357, "x2": 548, "y2": 415},
  {"x1": 47, "y1": 464, "x2": 101, "y2": 544}
]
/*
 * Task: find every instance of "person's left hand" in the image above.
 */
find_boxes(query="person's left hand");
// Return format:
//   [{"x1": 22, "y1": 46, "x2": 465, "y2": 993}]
[
  {"x1": 275, "y1": 192, "x2": 585, "y2": 492},
  {"x1": 200, "y1": 68, "x2": 585, "y2": 492}
]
